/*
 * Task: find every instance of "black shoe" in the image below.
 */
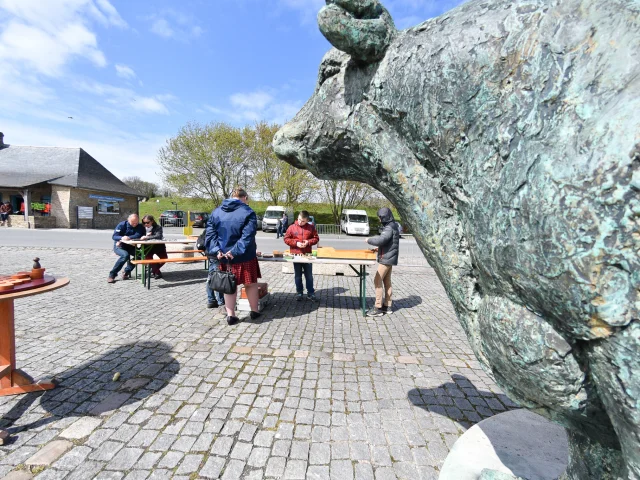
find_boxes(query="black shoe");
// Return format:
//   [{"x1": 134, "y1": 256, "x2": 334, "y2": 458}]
[
  {"x1": 250, "y1": 311, "x2": 261, "y2": 320},
  {"x1": 121, "y1": 272, "x2": 131, "y2": 280},
  {"x1": 207, "y1": 300, "x2": 219, "y2": 308},
  {"x1": 153, "y1": 272, "x2": 163, "y2": 279},
  {"x1": 307, "y1": 294, "x2": 317, "y2": 302},
  {"x1": 107, "y1": 276, "x2": 116, "y2": 284},
  {"x1": 226, "y1": 316, "x2": 240, "y2": 325},
  {"x1": 366, "y1": 308, "x2": 386, "y2": 317},
  {"x1": 296, "y1": 294, "x2": 303, "y2": 301}
]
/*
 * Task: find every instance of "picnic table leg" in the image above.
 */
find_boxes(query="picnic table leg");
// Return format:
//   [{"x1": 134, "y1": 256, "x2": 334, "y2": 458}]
[
  {"x1": 360, "y1": 265, "x2": 367, "y2": 316},
  {"x1": 147, "y1": 265, "x2": 151, "y2": 290},
  {"x1": 0, "y1": 299, "x2": 55, "y2": 396}
]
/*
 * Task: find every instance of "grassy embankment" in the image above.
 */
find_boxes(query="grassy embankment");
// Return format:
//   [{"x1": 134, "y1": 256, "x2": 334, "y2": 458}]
[{"x1": 140, "y1": 197, "x2": 401, "y2": 230}]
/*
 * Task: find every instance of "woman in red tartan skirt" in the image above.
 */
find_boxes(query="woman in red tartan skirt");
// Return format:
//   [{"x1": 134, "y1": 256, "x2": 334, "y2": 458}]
[{"x1": 206, "y1": 187, "x2": 262, "y2": 325}]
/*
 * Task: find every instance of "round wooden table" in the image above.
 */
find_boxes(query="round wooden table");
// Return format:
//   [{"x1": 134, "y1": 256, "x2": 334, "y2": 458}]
[{"x1": 0, "y1": 276, "x2": 69, "y2": 397}]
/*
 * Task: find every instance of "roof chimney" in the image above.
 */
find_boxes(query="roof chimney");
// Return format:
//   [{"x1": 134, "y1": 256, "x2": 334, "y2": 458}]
[{"x1": 0, "y1": 132, "x2": 4, "y2": 146}]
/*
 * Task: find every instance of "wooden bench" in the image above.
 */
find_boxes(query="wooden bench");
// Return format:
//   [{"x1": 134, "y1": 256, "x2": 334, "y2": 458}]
[
  {"x1": 166, "y1": 250, "x2": 204, "y2": 254},
  {"x1": 131, "y1": 256, "x2": 208, "y2": 289}
]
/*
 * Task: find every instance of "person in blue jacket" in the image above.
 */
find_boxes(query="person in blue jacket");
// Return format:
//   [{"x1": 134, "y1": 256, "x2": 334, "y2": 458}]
[
  {"x1": 108, "y1": 213, "x2": 145, "y2": 283},
  {"x1": 205, "y1": 187, "x2": 261, "y2": 326}
]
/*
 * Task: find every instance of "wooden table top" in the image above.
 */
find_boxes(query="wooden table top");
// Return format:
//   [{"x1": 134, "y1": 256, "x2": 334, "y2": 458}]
[
  {"x1": 0, "y1": 277, "x2": 70, "y2": 301},
  {"x1": 121, "y1": 240, "x2": 195, "y2": 245}
]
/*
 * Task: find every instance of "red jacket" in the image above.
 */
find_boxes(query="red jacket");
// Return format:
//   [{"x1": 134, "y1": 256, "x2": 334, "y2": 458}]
[{"x1": 284, "y1": 221, "x2": 319, "y2": 254}]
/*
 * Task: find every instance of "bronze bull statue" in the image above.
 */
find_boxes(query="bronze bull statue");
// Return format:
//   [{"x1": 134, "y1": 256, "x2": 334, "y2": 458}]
[{"x1": 273, "y1": 0, "x2": 640, "y2": 478}]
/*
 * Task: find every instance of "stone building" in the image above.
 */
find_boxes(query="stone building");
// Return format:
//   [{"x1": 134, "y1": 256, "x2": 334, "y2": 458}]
[{"x1": 0, "y1": 133, "x2": 142, "y2": 229}]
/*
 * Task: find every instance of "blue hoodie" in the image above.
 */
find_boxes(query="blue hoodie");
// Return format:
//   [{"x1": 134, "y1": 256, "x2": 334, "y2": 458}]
[{"x1": 205, "y1": 198, "x2": 257, "y2": 263}]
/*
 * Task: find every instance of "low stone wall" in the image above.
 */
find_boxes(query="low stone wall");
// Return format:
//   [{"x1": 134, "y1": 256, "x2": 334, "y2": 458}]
[{"x1": 4, "y1": 215, "x2": 58, "y2": 229}]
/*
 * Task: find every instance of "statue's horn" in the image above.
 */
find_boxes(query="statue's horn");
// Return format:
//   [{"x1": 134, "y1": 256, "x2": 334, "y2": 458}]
[{"x1": 318, "y1": 0, "x2": 396, "y2": 64}]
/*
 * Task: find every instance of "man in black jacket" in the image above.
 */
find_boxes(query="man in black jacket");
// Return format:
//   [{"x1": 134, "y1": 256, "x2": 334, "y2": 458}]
[
  {"x1": 365, "y1": 207, "x2": 400, "y2": 316},
  {"x1": 108, "y1": 214, "x2": 145, "y2": 283}
]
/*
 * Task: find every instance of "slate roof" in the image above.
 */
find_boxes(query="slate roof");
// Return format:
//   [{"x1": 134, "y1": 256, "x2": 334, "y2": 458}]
[{"x1": 0, "y1": 145, "x2": 141, "y2": 196}]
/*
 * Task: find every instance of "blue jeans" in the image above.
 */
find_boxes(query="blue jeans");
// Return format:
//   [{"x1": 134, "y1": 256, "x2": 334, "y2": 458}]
[
  {"x1": 207, "y1": 258, "x2": 225, "y2": 305},
  {"x1": 294, "y1": 263, "x2": 314, "y2": 295},
  {"x1": 109, "y1": 243, "x2": 135, "y2": 278},
  {"x1": 276, "y1": 225, "x2": 282, "y2": 238}
]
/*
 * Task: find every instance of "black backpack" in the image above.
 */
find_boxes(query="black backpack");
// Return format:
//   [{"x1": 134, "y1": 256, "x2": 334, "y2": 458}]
[{"x1": 196, "y1": 230, "x2": 206, "y2": 252}]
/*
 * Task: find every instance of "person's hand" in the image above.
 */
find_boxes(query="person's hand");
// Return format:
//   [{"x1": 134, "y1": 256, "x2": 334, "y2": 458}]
[
  {"x1": 296, "y1": 242, "x2": 303, "y2": 248},
  {"x1": 140, "y1": 235, "x2": 148, "y2": 241},
  {"x1": 225, "y1": 252, "x2": 234, "y2": 260},
  {"x1": 217, "y1": 251, "x2": 225, "y2": 260},
  {"x1": 116, "y1": 241, "x2": 122, "y2": 247},
  {"x1": 370, "y1": 247, "x2": 378, "y2": 252},
  {"x1": 302, "y1": 240, "x2": 309, "y2": 247},
  {"x1": 122, "y1": 236, "x2": 130, "y2": 241},
  {"x1": 364, "y1": 238, "x2": 369, "y2": 244}
]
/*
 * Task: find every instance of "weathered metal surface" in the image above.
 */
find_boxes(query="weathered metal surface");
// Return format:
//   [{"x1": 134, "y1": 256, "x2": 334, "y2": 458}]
[{"x1": 273, "y1": 0, "x2": 640, "y2": 478}]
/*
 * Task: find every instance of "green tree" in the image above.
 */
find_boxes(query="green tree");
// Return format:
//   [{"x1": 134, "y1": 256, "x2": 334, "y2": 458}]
[
  {"x1": 158, "y1": 122, "x2": 248, "y2": 205},
  {"x1": 322, "y1": 180, "x2": 375, "y2": 224},
  {"x1": 122, "y1": 176, "x2": 158, "y2": 198},
  {"x1": 246, "y1": 121, "x2": 315, "y2": 209}
]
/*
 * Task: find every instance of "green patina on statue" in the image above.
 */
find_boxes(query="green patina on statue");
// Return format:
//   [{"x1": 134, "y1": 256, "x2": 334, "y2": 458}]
[{"x1": 274, "y1": 0, "x2": 640, "y2": 478}]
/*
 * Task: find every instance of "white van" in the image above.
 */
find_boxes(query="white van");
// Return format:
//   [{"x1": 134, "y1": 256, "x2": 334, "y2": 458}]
[
  {"x1": 340, "y1": 209, "x2": 370, "y2": 235},
  {"x1": 262, "y1": 206, "x2": 286, "y2": 232}
]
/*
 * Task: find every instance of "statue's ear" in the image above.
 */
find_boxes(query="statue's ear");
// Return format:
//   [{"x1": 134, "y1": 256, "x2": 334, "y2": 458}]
[{"x1": 318, "y1": 0, "x2": 396, "y2": 64}]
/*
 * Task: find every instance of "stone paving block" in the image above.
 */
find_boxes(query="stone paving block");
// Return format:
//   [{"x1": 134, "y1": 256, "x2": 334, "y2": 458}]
[
  {"x1": 123, "y1": 471, "x2": 149, "y2": 480},
  {"x1": 232, "y1": 347, "x2": 252, "y2": 354},
  {"x1": 2, "y1": 472, "x2": 33, "y2": 480},
  {"x1": 265, "y1": 457, "x2": 286, "y2": 477},
  {"x1": 307, "y1": 465, "x2": 330, "y2": 480},
  {"x1": 94, "y1": 472, "x2": 124, "y2": 480},
  {"x1": 59, "y1": 418, "x2": 102, "y2": 440},
  {"x1": 51, "y1": 445, "x2": 91, "y2": 470},
  {"x1": 24, "y1": 440, "x2": 73, "y2": 466},
  {"x1": 200, "y1": 456, "x2": 226, "y2": 479},
  {"x1": 89, "y1": 393, "x2": 132, "y2": 416},
  {"x1": 211, "y1": 436, "x2": 234, "y2": 456},
  {"x1": 221, "y1": 459, "x2": 246, "y2": 480},
  {"x1": 175, "y1": 453, "x2": 203, "y2": 474},
  {"x1": 330, "y1": 459, "x2": 354, "y2": 480},
  {"x1": 106, "y1": 447, "x2": 143, "y2": 471}
]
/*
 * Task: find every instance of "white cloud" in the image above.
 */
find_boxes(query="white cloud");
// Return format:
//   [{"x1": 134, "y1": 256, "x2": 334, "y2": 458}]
[
  {"x1": 146, "y1": 9, "x2": 203, "y2": 41},
  {"x1": 0, "y1": 0, "x2": 126, "y2": 78},
  {"x1": 150, "y1": 18, "x2": 174, "y2": 38},
  {"x1": 115, "y1": 64, "x2": 136, "y2": 79},
  {"x1": 74, "y1": 79, "x2": 171, "y2": 115},
  {"x1": 133, "y1": 97, "x2": 169, "y2": 115},
  {"x1": 230, "y1": 91, "x2": 274, "y2": 110},
  {"x1": 206, "y1": 89, "x2": 302, "y2": 126}
]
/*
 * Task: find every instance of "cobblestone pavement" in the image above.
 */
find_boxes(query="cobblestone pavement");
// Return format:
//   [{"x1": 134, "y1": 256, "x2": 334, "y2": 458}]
[{"x1": 0, "y1": 247, "x2": 517, "y2": 479}]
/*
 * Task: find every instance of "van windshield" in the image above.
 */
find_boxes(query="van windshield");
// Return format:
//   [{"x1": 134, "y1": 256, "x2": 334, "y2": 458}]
[
  {"x1": 264, "y1": 211, "x2": 283, "y2": 219},
  {"x1": 348, "y1": 215, "x2": 368, "y2": 223}
]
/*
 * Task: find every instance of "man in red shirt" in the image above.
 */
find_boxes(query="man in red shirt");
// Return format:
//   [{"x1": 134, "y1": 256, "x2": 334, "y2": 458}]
[{"x1": 284, "y1": 210, "x2": 320, "y2": 301}]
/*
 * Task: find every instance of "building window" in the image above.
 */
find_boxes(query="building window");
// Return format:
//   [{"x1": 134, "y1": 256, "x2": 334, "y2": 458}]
[{"x1": 97, "y1": 200, "x2": 120, "y2": 214}]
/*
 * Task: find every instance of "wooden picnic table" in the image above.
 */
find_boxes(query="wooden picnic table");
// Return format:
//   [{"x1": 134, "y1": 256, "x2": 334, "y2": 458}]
[
  {"x1": 121, "y1": 239, "x2": 205, "y2": 285},
  {"x1": 0, "y1": 276, "x2": 69, "y2": 396},
  {"x1": 259, "y1": 256, "x2": 376, "y2": 316}
]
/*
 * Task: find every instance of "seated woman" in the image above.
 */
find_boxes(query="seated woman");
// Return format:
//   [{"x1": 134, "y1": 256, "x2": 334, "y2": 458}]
[{"x1": 141, "y1": 215, "x2": 167, "y2": 279}]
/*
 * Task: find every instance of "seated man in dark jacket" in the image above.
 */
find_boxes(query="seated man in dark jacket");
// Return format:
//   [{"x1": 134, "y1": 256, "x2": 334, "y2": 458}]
[
  {"x1": 365, "y1": 207, "x2": 400, "y2": 316},
  {"x1": 108, "y1": 214, "x2": 145, "y2": 283}
]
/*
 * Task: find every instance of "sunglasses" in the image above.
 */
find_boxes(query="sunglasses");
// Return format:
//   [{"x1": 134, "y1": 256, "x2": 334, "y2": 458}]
[{"x1": 143, "y1": 221, "x2": 152, "y2": 225}]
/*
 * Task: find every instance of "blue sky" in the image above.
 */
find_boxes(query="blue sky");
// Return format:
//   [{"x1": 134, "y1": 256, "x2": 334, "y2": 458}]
[{"x1": 0, "y1": 0, "x2": 466, "y2": 185}]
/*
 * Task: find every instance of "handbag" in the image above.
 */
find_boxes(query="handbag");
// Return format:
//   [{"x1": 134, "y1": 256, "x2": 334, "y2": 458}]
[{"x1": 207, "y1": 258, "x2": 237, "y2": 294}]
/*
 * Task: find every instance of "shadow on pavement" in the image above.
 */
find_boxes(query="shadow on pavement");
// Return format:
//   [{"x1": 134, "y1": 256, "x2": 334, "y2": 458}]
[
  {"x1": 0, "y1": 341, "x2": 179, "y2": 439},
  {"x1": 408, "y1": 374, "x2": 504, "y2": 426}
]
